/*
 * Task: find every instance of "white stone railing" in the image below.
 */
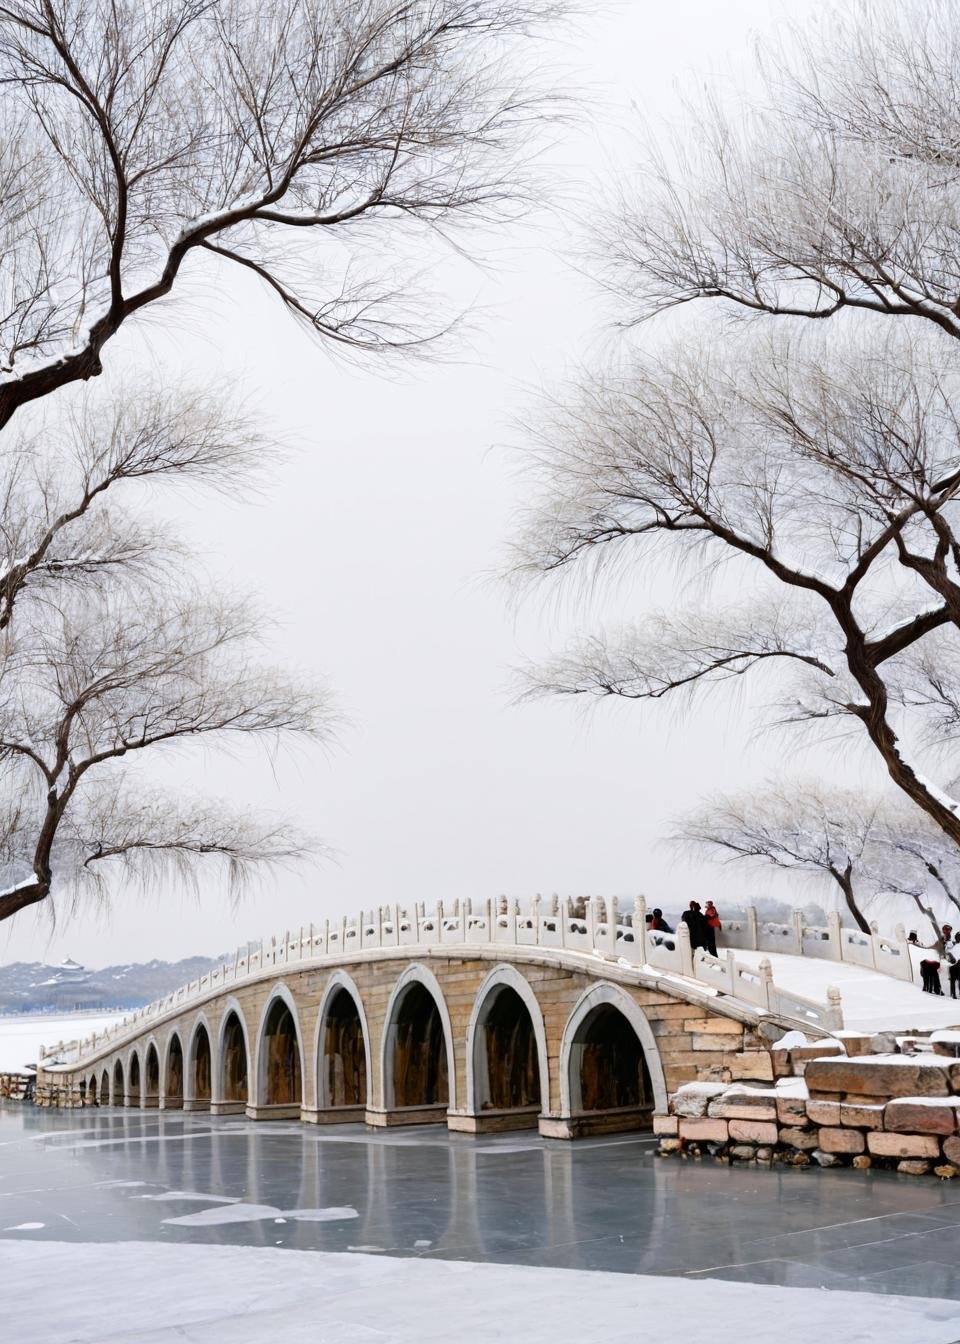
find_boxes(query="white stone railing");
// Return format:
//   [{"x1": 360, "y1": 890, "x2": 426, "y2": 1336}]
[
  {"x1": 718, "y1": 908, "x2": 920, "y2": 983},
  {"x1": 38, "y1": 895, "x2": 844, "y2": 1070}
]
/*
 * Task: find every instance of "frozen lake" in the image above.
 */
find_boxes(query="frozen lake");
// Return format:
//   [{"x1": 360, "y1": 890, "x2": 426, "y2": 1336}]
[
  {"x1": 2, "y1": 1105, "x2": 960, "y2": 1292},
  {"x1": 2, "y1": 1107, "x2": 959, "y2": 1342}
]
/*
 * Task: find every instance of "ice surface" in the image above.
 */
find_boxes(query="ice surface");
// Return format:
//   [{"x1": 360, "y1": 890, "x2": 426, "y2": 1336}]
[
  {"x1": 3, "y1": 1241, "x2": 959, "y2": 1344},
  {"x1": 0, "y1": 1012, "x2": 122, "y2": 1072},
  {"x1": 162, "y1": 1203, "x2": 359, "y2": 1227}
]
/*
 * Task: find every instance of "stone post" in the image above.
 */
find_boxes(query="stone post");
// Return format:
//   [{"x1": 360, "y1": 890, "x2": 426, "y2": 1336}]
[
  {"x1": 792, "y1": 909, "x2": 804, "y2": 954},
  {"x1": 586, "y1": 896, "x2": 597, "y2": 951},
  {"x1": 827, "y1": 910, "x2": 842, "y2": 961},
  {"x1": 746, "y1": 906, "x2": 759, "y2": 950},
  {"x1": 758, "y1": 956, "x2": 773, "y2": 1010},
  {"x1": 677, "y1": 920, "x2": 694, "y2": 977}
]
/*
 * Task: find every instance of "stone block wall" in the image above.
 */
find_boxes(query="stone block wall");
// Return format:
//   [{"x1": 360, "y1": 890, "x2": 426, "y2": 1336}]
[{"x1": 655, "y1": 1029, "x2": 960, "y2": 1178}]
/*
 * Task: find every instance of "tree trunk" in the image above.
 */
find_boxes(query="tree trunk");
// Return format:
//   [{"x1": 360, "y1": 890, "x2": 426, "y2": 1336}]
[{"x1": 834, "y1": 867, "x2": 871, "y2": 935}]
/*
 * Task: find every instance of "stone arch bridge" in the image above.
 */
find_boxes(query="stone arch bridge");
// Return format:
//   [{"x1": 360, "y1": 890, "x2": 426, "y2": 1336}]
[{"x1": 38, "y1": 897, "x2": 841, "y2": 1138}]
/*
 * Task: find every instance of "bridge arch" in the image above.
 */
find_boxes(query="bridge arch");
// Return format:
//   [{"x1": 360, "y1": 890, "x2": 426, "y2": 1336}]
[
  {"x1": 314, "y1": 971, "x2": 371, "y2": 1113},
  {"x1": 381, "y1": 963, "x2": 456, "y2": 1115},
  {"x1": 558, "y1": 982, "x2": 667, "y2": 1135},
  {"x1": 163, "y1": 1032, "x2": 184, "y2": 1109},
  {"x1": 113, "y1": 1058, "x2": 125, "y2": 1106},
  {"x1": 88, "y1": 1073, "x2": 98, "y2": 1106},
  {"x1": 465, "y1": 965, "x2": 548, "y2": 1124},
  {"x1": 101, "y1": 1067, "x2": 110, "y2": 1105},
  {"x1": 187, "y1": 1016, "x2": 213, "y2": 1111},
  {"x1": 253, "y1": 982, "x2": 305, "y2": 1116},
  {"x1": 127, "y1": 1049, "x2": 141, "y2": 1107},
  {"x1": 144, "y1": 1040, "x2": 161, "y2": 1108},
  {"x1": 217, "y1": 999, "x2": 250, "y2": 1111}
]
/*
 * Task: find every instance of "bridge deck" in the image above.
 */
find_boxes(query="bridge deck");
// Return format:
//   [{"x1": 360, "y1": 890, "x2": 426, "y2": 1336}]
[{"x1": 730, "y1": 950, "x2": 960, "y2": 1033}]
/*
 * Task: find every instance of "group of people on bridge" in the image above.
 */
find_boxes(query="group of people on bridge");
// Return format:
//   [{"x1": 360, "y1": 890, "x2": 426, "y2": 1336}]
[
  {"x1": 646, "y1": 902, "x2": 722, "y2": 959},
  {"x1": 909, "y1": 924, "x2": 960, "y2": 997}
]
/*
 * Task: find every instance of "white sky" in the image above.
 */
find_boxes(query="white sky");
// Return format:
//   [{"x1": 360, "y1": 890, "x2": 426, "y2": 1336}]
[{"x1": 4, "y1": 0, "x2": 881, "y2": 971}]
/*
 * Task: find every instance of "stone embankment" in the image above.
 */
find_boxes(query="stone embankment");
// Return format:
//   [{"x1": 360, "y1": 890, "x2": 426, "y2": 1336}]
[
  {"x1": 0, "y1": 1071, "x2": 32, "y2": 1101},
  {"x1": 655, "y1": 1028, "x2": 960, "y2": 1178}
]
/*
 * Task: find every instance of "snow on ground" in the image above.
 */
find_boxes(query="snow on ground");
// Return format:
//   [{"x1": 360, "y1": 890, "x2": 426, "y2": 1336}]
[
  {"x1": 0, "y1": 1012, "x2": 121, "y2": 1073},
  {"x1": 3, "y1": 1242, "x2": 959, "y2": 1344},
  {"x1": 729, "y1": 950, "x2": 960, "y2": 1033}
]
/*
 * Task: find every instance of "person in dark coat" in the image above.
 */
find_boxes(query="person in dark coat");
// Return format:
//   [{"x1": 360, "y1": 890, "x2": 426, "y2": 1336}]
[
  {"x1": 703, "y1": 901, "x2": 722, "y2": 958},
  {"x1": 920, "y1": 947, "x2": 943, "y2": 994},
  {"x1": 649, "y1": 908, "x2": 674, "y2": 934},
  {"x1": 681, "y1": 901, "x2": 707, "y2": 952},
  {"x1": 948, "y1": 933, "x2": 960, "y2": 1000}
]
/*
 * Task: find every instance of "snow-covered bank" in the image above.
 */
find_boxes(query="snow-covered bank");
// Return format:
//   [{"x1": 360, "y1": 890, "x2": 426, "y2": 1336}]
[
  {"x1": 2, "y1": 1242, "x2": 958, "y2": 1344},
  {"x1": 0, "y1": 1012, "x2": 121, "y2": 1073},
  {"x1": 729, "y1": 950, "x2": 960, "y2": 1032}
]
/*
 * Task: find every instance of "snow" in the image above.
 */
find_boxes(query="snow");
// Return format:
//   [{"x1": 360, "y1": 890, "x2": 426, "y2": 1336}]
[
  {"x1": 161, "y1": 1203, "x2": 358, "y2": 1228},
  {"x1": 0, "y1": 1012, "x2": 123, "y2": 1073},
  {"x1": 853, "y1": 1053, "x2": 953, "y2": 1068},
  {"x1": 887, "y1": 1096, "x2": 960, "y2": 1107},
  {"x1": 771, "y1": 1030, "x2": 807, "y2": 1050},
  {"x1": 729, "y1": 950, "x2": 960, "y2": 1031},
  {"x1": 3, "y1": 1242, "x2": 960, "y2": 1344}
]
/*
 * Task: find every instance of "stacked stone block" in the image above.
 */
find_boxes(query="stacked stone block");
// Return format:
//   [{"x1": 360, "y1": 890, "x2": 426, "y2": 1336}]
[{"x1": 656, "y1": 1030, "x2": 960, "y2": 1178}]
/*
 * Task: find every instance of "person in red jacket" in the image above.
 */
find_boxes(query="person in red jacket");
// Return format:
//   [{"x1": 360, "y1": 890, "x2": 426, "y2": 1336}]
[{"x1": 704, "y1": 900, "x2": 722, "y2": 958}]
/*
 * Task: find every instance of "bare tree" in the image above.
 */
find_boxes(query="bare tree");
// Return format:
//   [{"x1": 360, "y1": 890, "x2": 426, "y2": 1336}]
[
  {"x1": 605, "y1": 1, "x2": 960, "y2": 339},
  {"x1": 0, "y1": 386, "x2": 329, "y2": 924},
  {"x1": 518, "y1": 325, "x2": 960, "y2": 853},
  {"x1": 0, "y1": 0, "x2": 559, "y2": 428},
  {"x1": 678, "y1": 783, "x2": 890, "y2": 935}
]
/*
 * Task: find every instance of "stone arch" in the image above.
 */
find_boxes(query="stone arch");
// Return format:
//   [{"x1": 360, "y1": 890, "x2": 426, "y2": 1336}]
[
  {"x1": 101, "y1": 1068, "x2": 110, "y2": 1105},
  {"x1": 127, "y1": 1050, "x2": 141, "y2": 1107},
  {"x1": 164, "y1": 1032, "x2": 184, "y2": 1109},
  {"x1": 187, "y1": 1017, "x2": 213, "y2": 1110},
  {"x1": 314, "y1": 971, "x2": 371, "y2": 1112},
  {"x1": 254, "y1": 983, "x2": 304, "y2": 1115},
  {"x1": 79, "y1": 1077, "x2": 87, "y2": 1105},
  {"x1": 217, "y1": 1001, "x2": 250, "y2": 1109},
  {"x1": 465, "y1": 965, "x2": 548, "y2": 1124},
  {"x1": 113, "y1": 1057, "x2": 125, "y2": 1106},
  {"x1": 381, "y1": 964, "x2": 456, "y2": 1114},
  {"x1": 88, "y1": 1073, "x2": 98, "y2": 1106},
  {"x1": 144, "y1": 1041, "x2": 161, "y2": 1108},
  {"x1": 558, "y1": 982, "x2": 667, "y2": 1136}
]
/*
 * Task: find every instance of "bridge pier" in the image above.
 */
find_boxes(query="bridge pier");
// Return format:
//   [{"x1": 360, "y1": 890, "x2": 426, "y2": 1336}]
[
  {"x1": 301, "y1": 1105, "x2": 366, "y2": 1125},
  {"x1": 538, "y1": 1107, "x2": 653, "y2": 1140},
  {"x1": 245, "y1": 1103, "x2": 300, "y2": 1121},
  {"x1": 447, "y1": 1106, "x2": 541, "y2": 1135},
  {"x1": 365, "y1": 1103, "x2": 449, "y2": 1128},
  {"x1": 209, "y1": 1101, "x2": 245, "y2": 1116}
]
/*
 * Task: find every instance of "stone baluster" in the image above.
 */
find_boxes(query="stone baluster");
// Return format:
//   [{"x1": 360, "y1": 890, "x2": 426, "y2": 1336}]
[
  {"x1": 676, "y1": 920, "x2": 694, "y2": 977},
  {"x1": 609, "y1": 894, "x2": 619, "y2": 952},
  {"x1": 827, "y1": 910, "x2": 842, "y2": 961},
  {"x1": 586, "y1": 895, "x2": 597, "y2": 952},
  {"x1": 531, "y1": 892, "x2": 541, "y2": 942},
  {"x1": 486, "y1": 895, "x2": 495, "y2": 942},
  {"x1": 758, "y1": 957, "x2": 773, "y2": 1009},
  {"x1": 826, "y1": 984, "x2": 843, "y2": 1029},
  {"x1": 746, "y1": 906, "x2": 759, "y2": 950},
  {"x1": 792, "y1": 909, "x2": 804, "y2": 954},
  {"x1": 633, "y1": 894, "x2": 648, "y2": 954}
]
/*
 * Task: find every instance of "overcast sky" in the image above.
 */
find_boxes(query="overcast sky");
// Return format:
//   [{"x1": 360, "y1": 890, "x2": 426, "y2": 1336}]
[{"x1": 4, "y1": 0, "x2": 872, "y2": 971}]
